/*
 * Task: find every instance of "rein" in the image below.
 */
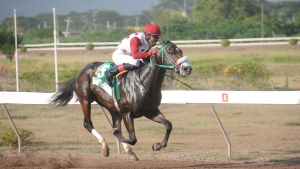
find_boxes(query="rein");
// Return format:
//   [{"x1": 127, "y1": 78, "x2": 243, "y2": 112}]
[{"x1": 164, "y1": 74, "x2": 195, "y2": 90}]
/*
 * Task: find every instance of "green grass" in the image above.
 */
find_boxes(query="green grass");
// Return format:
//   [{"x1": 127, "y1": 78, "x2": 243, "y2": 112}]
[
  {"x1": 230, "y1": 111, "x2": 243, "y2": 115},
  {"x1": 269, "y1": 157, "x2": 300, "y2": 164},
  {"x1": 1, "y1": 46, "x2": 300, "y2": 91},
  {"x1": 188, "y1": 121, "x2": 215, "y2": 127},
  {"x1": 219, "y1": 112, "x2": 243, "y2": 118},
  {"x1": 27, "y1": 121, "x2": 56, "y2": 126},
  {"x1": 137, "y1": 126, "x2": 165, "y2": 131},
  {"x1": 59, "y1": 140, "x2": 82, "y2": 145},
  {"x1": 172, "y1": 142, "x2": 185, "y2": 145},
  {"x1": 273, "y1": 56, "x2": 300, "y2": 63},
  {"x1": 283, "y1": 121, "x2": 300, "y2": 126},
  {"x1": 10, "y1": 115, "x2": 29, "y2": 120},
  {"x1": 237, "y1": 133, "x2": 253, "y2": 137}
]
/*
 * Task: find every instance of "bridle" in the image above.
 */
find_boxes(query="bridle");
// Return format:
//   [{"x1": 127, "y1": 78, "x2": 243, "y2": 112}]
[
  {"x1": 139, "y1": 42, "x2": 187, "y2": 92},
  {"x1": 138, "y1": 42, "x2": 182, "y2": 92},
  {"x1": 150, "y1": 42, "x2": 180, "y2": 70}
]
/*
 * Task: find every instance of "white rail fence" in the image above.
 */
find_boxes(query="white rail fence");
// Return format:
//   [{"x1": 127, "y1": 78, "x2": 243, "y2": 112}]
[
  {"x1": 1, "y1": 91, "x2": 300, "y2": 105},
  {"x1": 23, "y1": 37, "x2": 300, "y2": 50},
  {"x1": 1, "y1": 91, "x2": 300, "y2": 156}
]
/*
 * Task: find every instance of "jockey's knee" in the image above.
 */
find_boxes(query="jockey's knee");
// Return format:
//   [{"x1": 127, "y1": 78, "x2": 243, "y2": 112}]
[{"x1": 123, "y1": 63, "x2": 140, "y2": 71}]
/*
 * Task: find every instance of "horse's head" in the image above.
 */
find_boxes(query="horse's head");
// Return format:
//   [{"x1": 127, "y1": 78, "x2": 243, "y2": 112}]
[{"x1": 152, "y1": 40, "x2": 192, "y2": 77}]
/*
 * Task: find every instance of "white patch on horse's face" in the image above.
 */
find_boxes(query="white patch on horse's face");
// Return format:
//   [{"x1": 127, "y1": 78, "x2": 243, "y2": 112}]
[{"x1": 176, "y1": 48, "x2": 180, "y2": 52}]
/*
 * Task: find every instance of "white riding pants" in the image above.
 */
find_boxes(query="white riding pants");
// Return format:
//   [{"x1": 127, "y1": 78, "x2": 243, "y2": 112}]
[{"x1": 112, "y1": 49, "x2": 142, "y2": 67}]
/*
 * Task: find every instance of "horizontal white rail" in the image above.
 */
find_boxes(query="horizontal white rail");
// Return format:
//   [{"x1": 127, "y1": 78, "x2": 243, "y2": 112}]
[
  {"x1": 24, "y1": 42, "x2": 119, "y2": 47},
  {"x1": 23, "y1": 37, "x2": 300, "y2": 50},
  {"x1": 25, "y1": 42, "x2": 292, "y2": 51},
  {"x1": 161, "y1": 91, "x2": 300, "y2": 104},
  {"x1": 1, "y1": 91, "x2": 299, "y2": 105}
]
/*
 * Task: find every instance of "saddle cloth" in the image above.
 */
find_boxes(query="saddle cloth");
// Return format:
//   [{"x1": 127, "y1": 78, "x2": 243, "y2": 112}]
[{"x1": 92, "y1": 62, "x2": 127, "y2": 99}]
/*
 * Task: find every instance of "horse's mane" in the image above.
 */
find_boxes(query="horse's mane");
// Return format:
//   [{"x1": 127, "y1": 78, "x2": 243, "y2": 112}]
[
  {"x1": 160, "y1": 40, "x2": 171, "y2": 45},
  {"x1": 131, "y1": 58, "x2": 150, "y2": 75}
]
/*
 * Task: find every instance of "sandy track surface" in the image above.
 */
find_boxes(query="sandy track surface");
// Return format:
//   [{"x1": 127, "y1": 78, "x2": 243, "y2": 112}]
[{"x1": 1, "y1": 151, "x2": 299, "y2": 169}]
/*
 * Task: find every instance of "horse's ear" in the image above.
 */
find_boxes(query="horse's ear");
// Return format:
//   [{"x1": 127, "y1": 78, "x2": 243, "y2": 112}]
[
  {"x1": 158, "y1": 39, "x2": 164, "y2": 45},
  {"x1": 159, "y1": 40, "x2": 170, "y2": 45}
]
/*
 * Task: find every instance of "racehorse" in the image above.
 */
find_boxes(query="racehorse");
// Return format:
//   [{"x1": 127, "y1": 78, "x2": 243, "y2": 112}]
[{"x1": 50, "y1": 40, "x2": 192, "y2": 160}]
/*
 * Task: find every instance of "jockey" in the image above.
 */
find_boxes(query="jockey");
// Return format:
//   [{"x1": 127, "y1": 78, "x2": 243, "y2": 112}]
[{"x1": 104, "y1": 22, "x2": 161, "y2": 86}]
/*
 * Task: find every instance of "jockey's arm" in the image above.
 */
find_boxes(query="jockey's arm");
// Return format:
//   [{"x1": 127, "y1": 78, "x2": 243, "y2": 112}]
[{"x1": 130, "y1": 37, "x2": 152, "y2": 59}]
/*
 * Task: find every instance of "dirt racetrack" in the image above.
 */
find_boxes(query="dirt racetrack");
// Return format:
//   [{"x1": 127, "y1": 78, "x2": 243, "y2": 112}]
[
  {"x1": 1, "y1": 104, "x2": 300, "y2": 169},
  {"x1": 0, "y1": 151, "x2": 299, "y2": 169}
]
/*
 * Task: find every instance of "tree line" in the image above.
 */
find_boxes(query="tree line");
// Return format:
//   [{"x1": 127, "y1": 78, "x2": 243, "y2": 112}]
[{"x1": 0, "y1": 0, "x2": 300, "y2": 61}]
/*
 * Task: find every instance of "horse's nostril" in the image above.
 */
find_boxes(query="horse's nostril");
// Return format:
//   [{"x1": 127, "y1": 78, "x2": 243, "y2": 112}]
[{"x1": 183, "y1": 67, "x2": 192, "y2": 72}]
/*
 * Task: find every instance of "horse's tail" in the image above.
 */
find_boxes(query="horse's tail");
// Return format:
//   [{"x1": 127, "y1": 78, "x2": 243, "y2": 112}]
[{"x1": 50, "y1": 77, "x2": 76, "y2": 107}]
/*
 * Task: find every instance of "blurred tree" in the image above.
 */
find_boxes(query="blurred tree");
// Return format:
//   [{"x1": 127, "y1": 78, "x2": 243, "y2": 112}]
[
  {"x1": 155, "y1": 0, "x2": 195, "y2": 21},
  {"x1": 35, "y1": 13, "x2": 53, "y2": 27},
  {"x1": 59, "y1": 28, "x2": 132, "y2": 42},
  {"x1": 0, "y1": 29, "x2": 22, "y2": 61},
  {"x1": 22, "y1": 27, "x2": 63, "y2": 44},
  {"x1": 1, "y1": 0, "x2": 299, "y2": 42},
  {"x1": 192, "y1": 0, "x2": 260, "y2": 21}
]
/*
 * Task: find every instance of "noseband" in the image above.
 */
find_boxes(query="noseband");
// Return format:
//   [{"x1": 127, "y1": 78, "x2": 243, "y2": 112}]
[{"x1": 140, "y1": 42, "x2": 186, "y2": 92}]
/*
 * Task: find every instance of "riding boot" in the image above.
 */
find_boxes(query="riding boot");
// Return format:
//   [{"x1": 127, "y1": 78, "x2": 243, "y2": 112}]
[{"x1": 104, "y1": 65, "x2": 123, "y2": 86}]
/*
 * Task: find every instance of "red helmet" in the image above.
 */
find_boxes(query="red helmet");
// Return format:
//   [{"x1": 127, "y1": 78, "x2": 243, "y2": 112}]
[{"x1": 144, "y1": 22, "x2": 161, "y2": 36}]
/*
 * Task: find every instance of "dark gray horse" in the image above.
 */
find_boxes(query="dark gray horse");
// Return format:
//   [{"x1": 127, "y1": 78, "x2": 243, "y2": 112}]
[{"x1": 50, "y1": 40, "x2": 192, "y2": 160}]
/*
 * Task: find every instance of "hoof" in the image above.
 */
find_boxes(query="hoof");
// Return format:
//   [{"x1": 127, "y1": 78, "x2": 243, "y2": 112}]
[
  {"x1": 128, "y1": 149, "x2": 139, "y2": 161},
  {"x1": 130, "y1": 154, "x2": 139, "y2": 161},
  {"x1": 102, "y1": 143, "x2": 109, "y2": 157},
  {"x1": 152, "y1": 143, "x2": 162, "y2": 151}
]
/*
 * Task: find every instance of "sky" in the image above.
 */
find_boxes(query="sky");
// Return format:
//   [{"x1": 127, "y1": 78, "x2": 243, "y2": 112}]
[{"x1": 0, "y1": 0, "x2": 160, "y2": 23}]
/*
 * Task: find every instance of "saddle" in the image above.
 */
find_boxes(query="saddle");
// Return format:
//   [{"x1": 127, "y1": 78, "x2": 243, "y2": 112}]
[{"x1": 116, "y1": 70, "x2": 128, "y2": 82}]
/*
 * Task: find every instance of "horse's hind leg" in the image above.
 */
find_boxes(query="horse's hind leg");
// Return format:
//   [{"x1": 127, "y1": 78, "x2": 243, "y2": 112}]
[
  {"x1": 80, "y1": 101, "x2": 109, "y2": 157},
  {"x1": 145, "y1": 108, "x2": 172, "y2": 151}
]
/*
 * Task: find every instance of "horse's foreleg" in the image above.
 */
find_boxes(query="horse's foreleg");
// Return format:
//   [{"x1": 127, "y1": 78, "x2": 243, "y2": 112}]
[
  {"x1": 81, "y1": 102, "x2": 109, "y2": 157},
  {"x1": 121, "y1": 112, "x2": 137, "y2": 145},
  {"x1": 121, "y1": 143, "x2": 138, "y2": 161},
  {"x1": 110, "y1": 110, "x2": 124, "y2": 141},
  {"x1": 145, "y1": 110, "x2": 172, "y2": 151},
  {"x1": 109, "y1": 110, "x2": 138, "y2": 160}
]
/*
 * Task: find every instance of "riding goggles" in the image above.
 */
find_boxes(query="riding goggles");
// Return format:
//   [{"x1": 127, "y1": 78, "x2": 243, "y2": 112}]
[{"x1": 150, "y1": 36, "x2": 160, "y2": 42}]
